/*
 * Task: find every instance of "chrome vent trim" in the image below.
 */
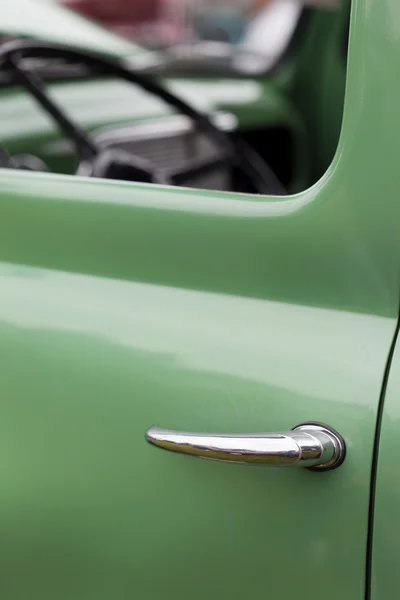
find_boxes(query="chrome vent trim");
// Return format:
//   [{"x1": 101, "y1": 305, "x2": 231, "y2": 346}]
[
  {"x1": 43, "y1": 112, "x2": 237, "y2": 191},
  {"x1": 93, "y1": 112, "x2": 237, "y2": 147},
  {"x1": 91, "y1": 112, "x2": 236, "y2": 190}
]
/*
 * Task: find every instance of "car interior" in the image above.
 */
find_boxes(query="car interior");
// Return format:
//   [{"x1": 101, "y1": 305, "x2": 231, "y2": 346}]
[{"x1": 0, "y1": 0, "x2": 351, "y2": 196}]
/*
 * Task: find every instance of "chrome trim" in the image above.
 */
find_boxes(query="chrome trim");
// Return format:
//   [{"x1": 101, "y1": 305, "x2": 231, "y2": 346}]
[
  {"x1": 146, "y1": 423, "x2": 346, "y2": 471},
  {"x1": 93, "y1": 112, "x2": 237, "y2": 148},
  {"x1": 43, "y1": 112, "x2": 237, "y2": 165}
]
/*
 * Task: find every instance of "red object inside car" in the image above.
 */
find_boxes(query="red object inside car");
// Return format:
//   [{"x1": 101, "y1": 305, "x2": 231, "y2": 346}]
[
  {"x1": 62, "y1": 0, "x2": 186, "y2": 46},
  {"x1": 64, "y1": 0, "x2": 163, "y2": 27}
]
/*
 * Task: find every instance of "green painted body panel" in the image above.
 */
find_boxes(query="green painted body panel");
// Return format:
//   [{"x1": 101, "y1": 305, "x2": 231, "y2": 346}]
[
  {"x1": 0, "y1": 258, "x2": 394, "y2": 599},
  {"x1": 289, "y1": 8, "x2": 348, "y2": 182},
  {"x1": 372, "y1": 339, "x2": 400, "y2": 599},
  {"x1": 0, "y1": 0, "x2": 398, "y2": 598}
]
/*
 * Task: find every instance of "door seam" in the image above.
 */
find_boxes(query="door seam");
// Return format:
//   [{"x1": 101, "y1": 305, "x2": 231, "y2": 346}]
[{"x1": 364, "y1": 310, "x2": 400, "y2": 599}]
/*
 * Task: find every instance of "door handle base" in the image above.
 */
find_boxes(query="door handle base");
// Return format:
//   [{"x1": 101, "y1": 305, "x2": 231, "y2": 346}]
[{"x1": 292, "y1": 422, "x2": 346, "y2": 471}]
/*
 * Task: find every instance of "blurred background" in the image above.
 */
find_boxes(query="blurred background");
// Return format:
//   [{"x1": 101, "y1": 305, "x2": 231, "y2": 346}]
[{"x1": 52, "y1": 0, "x2": 339, "y2": 67}]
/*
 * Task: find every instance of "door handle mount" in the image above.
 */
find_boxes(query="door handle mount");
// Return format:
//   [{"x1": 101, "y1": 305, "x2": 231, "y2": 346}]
[{"x1": 146, "y1": 422, "x2": 346, "y2": 471}]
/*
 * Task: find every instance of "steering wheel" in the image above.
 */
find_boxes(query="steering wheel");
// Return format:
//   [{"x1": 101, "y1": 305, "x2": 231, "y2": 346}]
[{"x1": 0, "y1": 40, "x2": 286, "y2": 195}]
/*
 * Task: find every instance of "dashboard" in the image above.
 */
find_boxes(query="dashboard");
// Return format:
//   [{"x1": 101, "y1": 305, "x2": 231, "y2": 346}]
[{"x1": 0, "y1": 75, "x2": 307, "y2": 193}]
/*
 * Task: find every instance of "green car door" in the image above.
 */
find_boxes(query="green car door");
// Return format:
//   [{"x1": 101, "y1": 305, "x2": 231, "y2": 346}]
[{"x1": 0, "y1": 0, "x2": 398, "y2": 599}]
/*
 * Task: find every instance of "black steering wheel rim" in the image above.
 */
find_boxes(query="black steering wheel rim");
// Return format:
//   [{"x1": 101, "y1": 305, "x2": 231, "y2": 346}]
[{"x1": 0, "y1": 39, "x2": 286, "y2": 195}]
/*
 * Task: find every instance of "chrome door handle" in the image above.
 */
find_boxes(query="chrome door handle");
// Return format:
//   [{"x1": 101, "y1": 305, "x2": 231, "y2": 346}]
[{"x1": 146, "y1": 422, "x2": 346, "y2": 471}]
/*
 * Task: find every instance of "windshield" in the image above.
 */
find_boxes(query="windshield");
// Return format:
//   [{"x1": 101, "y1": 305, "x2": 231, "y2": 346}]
[
  {"x1": 0, "y1": 0, "x2": 340, "y2": 77},
  {"x1": 123, "y1": 0, "x2": 340, "y2": 74}
]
